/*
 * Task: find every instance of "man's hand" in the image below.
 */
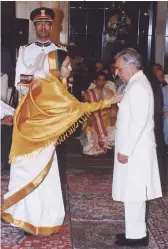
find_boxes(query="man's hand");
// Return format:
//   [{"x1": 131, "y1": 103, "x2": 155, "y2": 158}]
[
  {"x1": 117, "y1": 152, "x2": 128, "y2": 164},
  {"x1": 1, "y1": 115, "x2": 13, "y2": 126}
]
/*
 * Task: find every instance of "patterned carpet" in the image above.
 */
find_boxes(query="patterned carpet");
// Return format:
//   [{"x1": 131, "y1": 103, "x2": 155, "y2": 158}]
[
  {"x1": 67, "y1": 167, "x2": 168, "y2": 249},
  {"x1": 1, "y1": 169, "x2": 72, "y2": 249},
  {"x1": 1, "y1": 138, "x2": 168, "y2": 249}
]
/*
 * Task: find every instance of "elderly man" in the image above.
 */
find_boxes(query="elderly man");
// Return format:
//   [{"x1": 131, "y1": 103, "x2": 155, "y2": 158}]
[{"x1": 112, "y1": 48, "x2": 162, "y2": 247}]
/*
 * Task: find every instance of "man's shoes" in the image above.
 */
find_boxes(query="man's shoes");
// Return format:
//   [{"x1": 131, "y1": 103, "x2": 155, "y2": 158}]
[
  {"x1": 115, "y1": 233, "x2": 125, "y2": 240},
  {"x1": 24, "y1": 231, "x2": 32, "y2": 236},
  {"x1": 115, "y1": 235, "x2": 149, "y2": 247}
]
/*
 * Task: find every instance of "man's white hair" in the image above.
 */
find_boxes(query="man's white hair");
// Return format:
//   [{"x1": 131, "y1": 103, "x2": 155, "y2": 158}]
[{"x1": 114, "y1": 48, "x2": 143, "y2": 69}]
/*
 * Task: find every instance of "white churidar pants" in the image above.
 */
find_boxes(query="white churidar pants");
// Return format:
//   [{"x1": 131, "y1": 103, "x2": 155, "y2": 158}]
[{"x1": 124, "y1": 201, "x2": 146, "y2": 239}]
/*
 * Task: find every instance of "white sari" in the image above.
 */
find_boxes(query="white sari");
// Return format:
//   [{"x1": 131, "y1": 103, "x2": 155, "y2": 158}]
[{"x1": 2, "y1": 143, "x2": 65, "y2": 235}]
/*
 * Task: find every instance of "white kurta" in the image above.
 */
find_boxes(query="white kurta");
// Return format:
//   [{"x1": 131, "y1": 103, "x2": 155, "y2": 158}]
[{"x1": 112, "y1": 71, "x2": 162, "y2": 202}]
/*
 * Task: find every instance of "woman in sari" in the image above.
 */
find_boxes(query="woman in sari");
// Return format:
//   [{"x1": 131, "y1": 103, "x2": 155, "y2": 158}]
[
  {"x1": 2, "y1": 50, "x2": 122, "y2": 236},
  {"x1": 80, "y1": 71, "x2": 117, "y2": 156}
]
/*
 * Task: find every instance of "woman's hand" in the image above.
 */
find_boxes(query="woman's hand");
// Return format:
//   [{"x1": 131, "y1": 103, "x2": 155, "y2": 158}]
[{"x1": 110, "y1": 95, "x2": 123, "y2": 104}]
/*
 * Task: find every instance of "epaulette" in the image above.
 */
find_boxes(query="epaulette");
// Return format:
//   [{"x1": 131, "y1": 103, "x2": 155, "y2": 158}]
[
  {"x1": 24, "y1": 43, "x2": 33, "y2": 47},
  {"x1": 56, "y1": 44, "x2": 67, "y2": 51}
]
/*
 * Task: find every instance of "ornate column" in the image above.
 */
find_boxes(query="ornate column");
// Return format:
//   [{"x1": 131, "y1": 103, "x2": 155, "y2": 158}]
[
  {"x1": 59, "y1": 1, "x2": 69, "y2": 45},
  {"x1": 40, "y1": 1, "x2": 61, "y2": 44}
]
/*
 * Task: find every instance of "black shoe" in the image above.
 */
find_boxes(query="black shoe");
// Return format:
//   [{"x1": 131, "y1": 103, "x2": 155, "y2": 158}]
[
  {"x1": 115, "y1": 235, "x2": 149, "y2": 247},
  {"x1": 116, "y1": 231, "x2": 149, "y2": 240},
  {"x1": 115, "y1": 233, "x2": 125, "y2": 240},
  {"x1": 24, "y1": 231, "x2": 32, "y2": 236}
]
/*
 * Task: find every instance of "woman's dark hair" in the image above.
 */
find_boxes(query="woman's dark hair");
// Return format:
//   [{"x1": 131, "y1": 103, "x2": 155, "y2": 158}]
[
  {"x1": 96, "y1": 71, "x2": 108, "y2": 81},
  {"x1": 67, "y1": 43, "x2": 79, "y2": 57},
  {"x1": 70, "y1": 56, "x2": 87, "y2": 76},
  {"x1": 57, "y1": 49, "x2": 68, "y2": 71}
]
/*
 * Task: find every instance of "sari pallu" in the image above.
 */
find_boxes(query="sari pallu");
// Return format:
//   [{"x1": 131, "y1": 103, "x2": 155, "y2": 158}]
[
  {"x1": 80, "y1": 88, "x2": 117, "y2": 156},
  {"x1": 2, "y1": 71, "x2": 113, "y2": 235}
]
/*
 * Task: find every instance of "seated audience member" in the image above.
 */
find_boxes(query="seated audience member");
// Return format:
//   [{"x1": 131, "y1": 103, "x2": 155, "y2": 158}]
[
  {"x1": 1, "y1": 100, "x2": 15, "y2": 168},
  {"x1": 89, "y1": 61, "x2": 104, "y2": 83},
  {"x1": 88, "y1": 72, "x2": 116, "y2": 93},
  {"x1": 80, "y1": 72, "x2": 117, "y2": 156},
  {"x1": 102, "y1": 67, "x2": 109, "y2": 75},
  {"x1": 162, "y1": 85, "x2": 168, "y2": 152},
  {"x1": 152, "y1": 63, "x2": 168, "y2": 86}
]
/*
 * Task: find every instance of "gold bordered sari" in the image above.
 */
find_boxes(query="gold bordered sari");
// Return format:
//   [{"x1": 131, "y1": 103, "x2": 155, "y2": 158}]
[{"x1": 2, "y1": 50, "x2": 112, "y2": 235}]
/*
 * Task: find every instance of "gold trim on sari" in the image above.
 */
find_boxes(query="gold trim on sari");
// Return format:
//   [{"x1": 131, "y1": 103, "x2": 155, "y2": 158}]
[
  {"x1": 48, "y1": 51, "x2": 59, "y2": 78},
  {"x1": 1, "y1": 150, "x2": 61, "y2": 235},
  {"x1": 9, "y1": 75, "x2": 112, "y2": 162},
  {"x1": 1, "y1": 49, "x2": 113, "y2": 235},
  {"x1": 2, "y1": 213, "x2": 62, "y2": 235},
  {"x1": 2, "y1": 150, "x2": 55, "y2": 217}
]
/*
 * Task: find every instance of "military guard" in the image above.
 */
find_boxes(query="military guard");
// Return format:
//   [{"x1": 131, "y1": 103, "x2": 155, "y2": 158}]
[{"x1": 15, "y1": 7, "x2": 66, "y2": 96}]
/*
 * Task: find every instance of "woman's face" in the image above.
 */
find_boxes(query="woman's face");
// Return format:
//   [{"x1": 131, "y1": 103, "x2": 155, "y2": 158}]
[
  {"x1": 95, "y1": 75, "x2": 106, "y2": 89},
  {"x1": 60, "y1": 56, "x2": 72, "y2": 78}
]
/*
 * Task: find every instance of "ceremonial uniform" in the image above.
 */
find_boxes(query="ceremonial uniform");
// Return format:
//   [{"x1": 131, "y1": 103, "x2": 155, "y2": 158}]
[
  {"x1": 15, "y1": 6, "x2": 66, "y2": 95},
  {"x1": 15, "y1": 41, "x2": 60, "y2": 95}
]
